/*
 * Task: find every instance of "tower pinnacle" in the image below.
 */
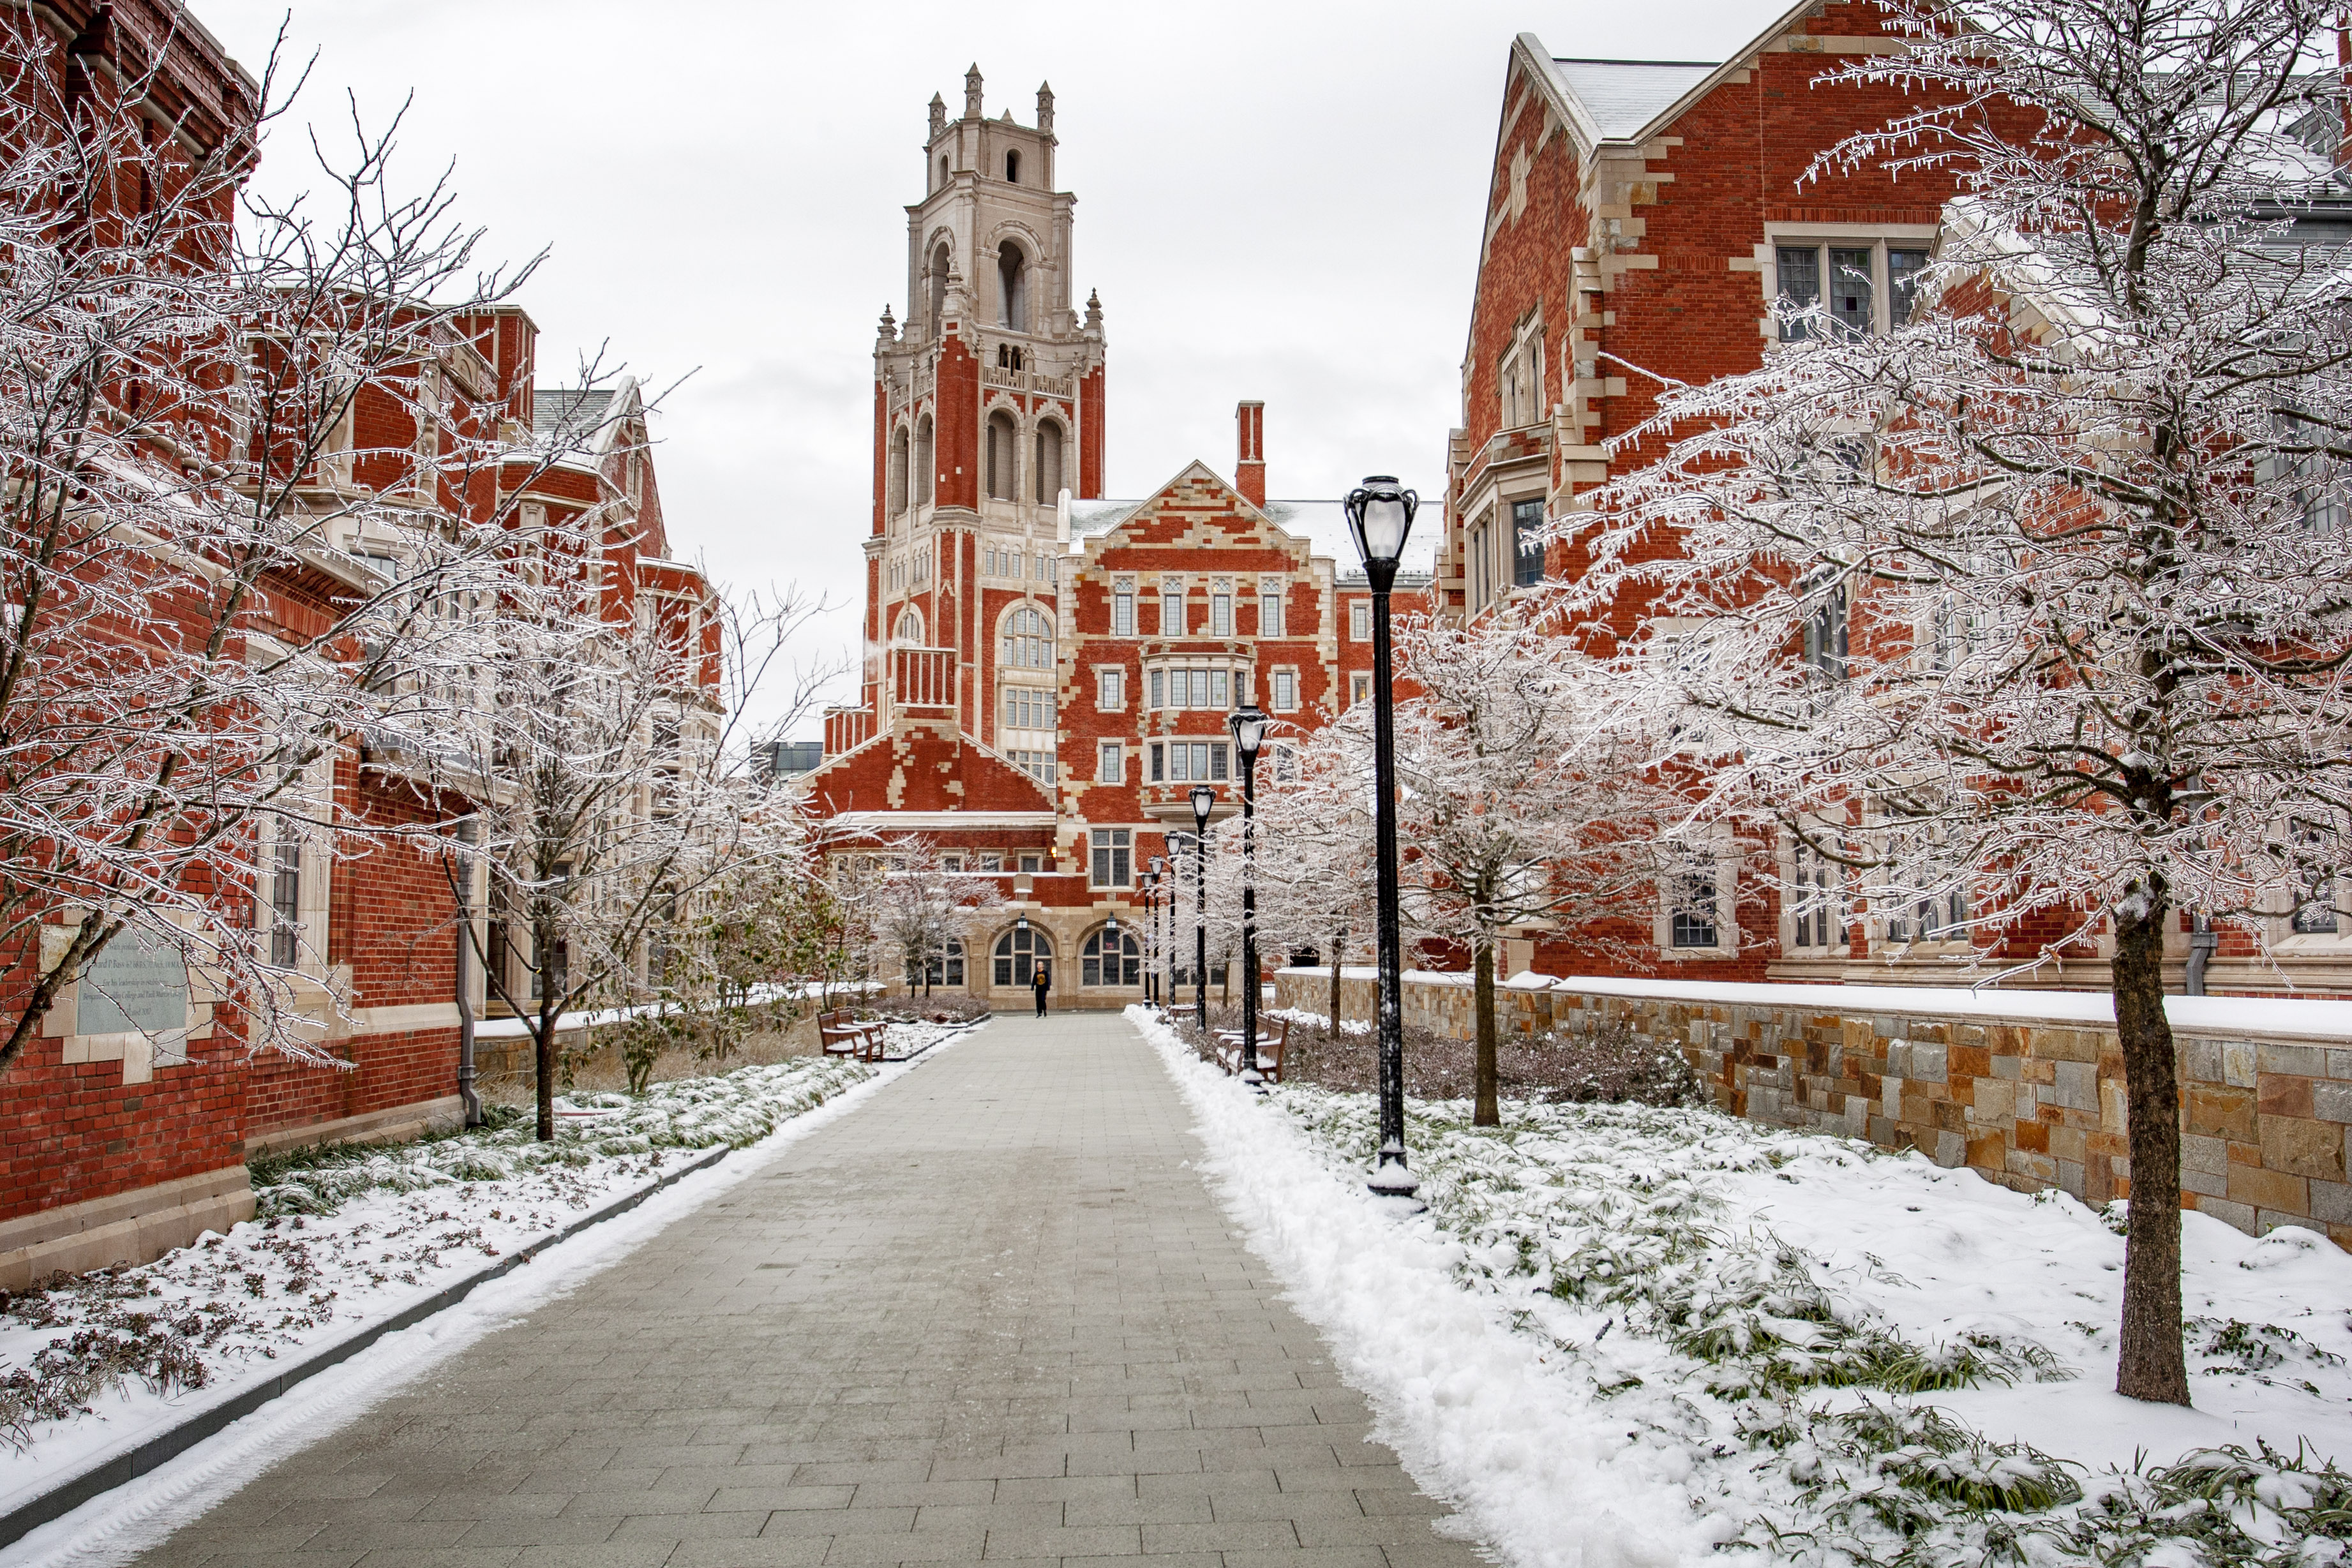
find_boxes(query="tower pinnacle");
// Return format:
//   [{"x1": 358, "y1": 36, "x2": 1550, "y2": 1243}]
[{"x1": 964, "y1": 64, "x2": 983, "y2": 121}]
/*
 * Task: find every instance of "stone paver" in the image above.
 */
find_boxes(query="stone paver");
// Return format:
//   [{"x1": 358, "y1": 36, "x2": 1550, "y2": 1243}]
[{"x1": 126, "y1": 1013, "x2": 1489, "y2": 1568}]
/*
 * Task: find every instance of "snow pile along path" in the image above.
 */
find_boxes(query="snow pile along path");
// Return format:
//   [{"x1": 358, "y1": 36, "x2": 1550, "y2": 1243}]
[
  {"x1": 1133, "y1": 1006, "x2": 2352, "y2": 1568},
  {"x1": 0, "y1": 1034, "x2": 973, "y2": 1533}
]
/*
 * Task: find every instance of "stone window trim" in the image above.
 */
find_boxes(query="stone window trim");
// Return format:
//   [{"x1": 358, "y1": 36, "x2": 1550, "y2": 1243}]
[
  {"x1": 1758, "y1": 223, "x2": 1942, "y2": 341},
  {"x1": 1862, "y1": 815, "x2": 1977, "y2": 955},
  {"x1": 1778, "y1": 824, "x2": 1851, "y2": 957},
  {"x1": 1093, "y1": 666, "x2": 1125, "y2": 712},
  {"x1": 1497, "y1": 310, "x2": 1547, "y2": 433},
  {"x1": 1097, "y1": 740, "x2": 1125, "y2": 784},
  {"x1": 2265, "y1": 812, "x2": 2352, "y2": 951},
  {"x1": 1268, "y1": 666, "x2": 1300, "y2": 713},
  {"x1": 1349, "y1": 601, "x2": 1372, "y2": 643},
  {"x1": 1143, "y1": 657, "x2": 1248, "y2": 712},
  {"x1": 1654, "y1": 835, "x2": 1741, "y2": 959}
]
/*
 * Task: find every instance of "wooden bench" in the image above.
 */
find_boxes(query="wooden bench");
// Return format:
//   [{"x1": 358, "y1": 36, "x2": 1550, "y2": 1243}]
[
  {"x1": 818, "y1": 1009, "x2": 889, "y2": 1062},
  {"x1": 1211, "y1": 1016, "x2": 1289, "y2": 1084}
]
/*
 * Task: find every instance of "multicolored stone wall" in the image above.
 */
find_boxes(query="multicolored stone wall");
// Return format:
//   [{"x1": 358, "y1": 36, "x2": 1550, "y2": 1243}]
[{"x1": 1273, "y1": 967, "x2": 2351, "y2": 1249}]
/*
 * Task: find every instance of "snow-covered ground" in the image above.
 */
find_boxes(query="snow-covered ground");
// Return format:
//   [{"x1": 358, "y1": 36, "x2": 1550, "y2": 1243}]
[
  {"x1": 1133, "y1": 1006, "x2": 2352, "y2": 1568},
  {"x1": 0, "y1": 1041, "x2": 955, "y2": 1523}
]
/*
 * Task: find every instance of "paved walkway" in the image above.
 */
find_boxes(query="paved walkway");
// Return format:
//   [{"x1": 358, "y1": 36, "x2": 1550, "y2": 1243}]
[{"x1": 133, "y1": 1013, "x2": 1490, "y2": 1568}]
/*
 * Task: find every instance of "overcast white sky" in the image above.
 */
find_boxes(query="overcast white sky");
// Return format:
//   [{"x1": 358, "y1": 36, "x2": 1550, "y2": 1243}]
[{"x1": 197, "y1": 0, "x2": 1779, "y2": 731}]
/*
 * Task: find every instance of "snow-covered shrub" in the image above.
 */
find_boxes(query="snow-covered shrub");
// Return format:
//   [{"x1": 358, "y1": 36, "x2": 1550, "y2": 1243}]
[{"x1": 251, "y1": 1056, "x2": 874, "y2": 1218}]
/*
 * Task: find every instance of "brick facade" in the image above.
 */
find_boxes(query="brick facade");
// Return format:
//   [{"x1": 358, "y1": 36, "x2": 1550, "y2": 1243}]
[{"x1": 1, "y1": 10, "x2": 718, "y2": 1282}]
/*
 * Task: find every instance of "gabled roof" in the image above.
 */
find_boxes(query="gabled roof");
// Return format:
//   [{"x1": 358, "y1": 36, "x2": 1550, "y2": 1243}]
[
  {"x1": 1067, "y1": 476, "x2": 1435, "y2": 588},
  {"x1": 1514, "y1": 1, "x2": 1819, "y2": 156}
]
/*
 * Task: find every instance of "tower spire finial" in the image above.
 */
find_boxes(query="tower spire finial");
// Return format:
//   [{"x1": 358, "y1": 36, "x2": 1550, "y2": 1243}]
[
  {"x1": 928, "y1": 92, "x2": 945, "y2": 140},
  {"x1": 1036, "y1": 81, "x2": 1054, "y2": 135},
  {"x1": 964, "y1": 64, "x2": 983, "y2": 121}
]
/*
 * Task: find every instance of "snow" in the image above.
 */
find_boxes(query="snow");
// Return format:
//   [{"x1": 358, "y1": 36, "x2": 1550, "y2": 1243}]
[
  {"x1": 1275, "y1": 967, "x2": 2352, "y2": 1042},
  {"x1": 0, "y1": 1035, "x2": 977, "y2": 1551},
  {"x1": 1132, "y1": 1003, "x2": 2352, "y2": 1568}
]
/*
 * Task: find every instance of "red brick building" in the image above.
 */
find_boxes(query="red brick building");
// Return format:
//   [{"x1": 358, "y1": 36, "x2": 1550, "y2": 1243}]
[
  {"x1": 0, "y1": 6, "x2": 716, "y2": 1285},
  {"x1": 802, "y1": 70, "x2": 1430, "y2": 1005},
  {"x1": 1440, "y1": 1, "x2": 2006, "y2": 985}
]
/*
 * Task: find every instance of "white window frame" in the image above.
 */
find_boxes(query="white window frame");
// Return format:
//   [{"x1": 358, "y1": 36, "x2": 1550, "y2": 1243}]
[
  {"x1": 1097, "y1": 741, "x2": 1124, "y2": 784},
  {"x1": 1349, "y1": 602, "x2": 1371, "y2": 642},
  {"x1": 1095, "y1": 668, "x2": 1124, "y2": 712},
  {"x1": 1270, "y1": 668, "x2": 1298, "y2": 712},
  {"x1": 1762, "y1": 225, "x2": 1940, "y2": 341}
]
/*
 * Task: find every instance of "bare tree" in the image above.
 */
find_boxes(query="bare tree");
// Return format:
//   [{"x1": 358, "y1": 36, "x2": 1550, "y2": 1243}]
[
  {"x1": 436, "y1": 577, "x2": 835, "y2": 1141},
  {"x1": 1568, "y1": 0, "x2": 2352, "y2": 1403},
  {"x1": 1248, "y1": 733, "x2": 1382, "y2": 1028},
  {"x1": 0, "y1": 16, "x2": 601, "y2": 1080},
  {"x1": 857, "y1": 837, "x2": 1005, "y2": 998},
  {"x1": 1386, "y1": 614, "x2": 1690, "y2": 1124}
]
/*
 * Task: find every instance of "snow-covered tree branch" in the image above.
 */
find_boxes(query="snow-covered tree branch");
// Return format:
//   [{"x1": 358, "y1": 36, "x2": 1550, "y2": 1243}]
[{"x1": 1564, "y1": 0, "x2": 2352, "y2": 1403}]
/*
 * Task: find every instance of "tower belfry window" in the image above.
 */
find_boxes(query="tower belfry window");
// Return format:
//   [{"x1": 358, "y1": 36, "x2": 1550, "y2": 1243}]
[
  {"x1": 1034, "y1": 422, "x2": 1063, "y2": 502},
  {"x1": 929, "y1": 243, "x2": 950, "y2": 334},
  {"x1": 987, "y1": 412, "x2": 1018, "y2": 500},
  {"x1": 999, "y1": 245, "x2": 1027, "y2": 332},
  {"x1": 1005, "y1": 150, "x2": 1021, "y2": 183}
]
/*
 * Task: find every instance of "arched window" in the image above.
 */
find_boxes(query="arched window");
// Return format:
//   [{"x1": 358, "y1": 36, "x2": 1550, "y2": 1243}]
[
  {"x1": 992, "y1": 925, "x2": 1051, "y2": 987},
  {"x1": 894, "y1": 608, "x2": 924, "y2": 645},
  {"x1": 1005, "y1": 149, "x2": 1021, "y2": 184},
  {"x1": 939, "y1": 156, "x2": 948, "y2": 190},
  {"x1": 888, "y1": 426, "x2": 910, "y2": 518},
  {"x1": 928, "y1": 243, "x2": 951, "y2": 334},
  {"x1": 1002, "y1": 606, "x2": 1052, "y2": 669},
  {"x1": 908, "y1": 937, "x2": 964, "y2": 989},
  {"x1": 998, "y1": 244, "x2": 1027, "y2": 332},
  {"x1": 986, "y1": 410, "x2": 1018, "y2": 500},
  {"x1": 915, "y1": 415, "x2": 935, "y2": 505},
  {"x1": 1082, "y1": 927, "x2": 1139, "y2": 988},
  {"x1": 1033, "y1": 421, "x2": 1064, "y2": 504}
]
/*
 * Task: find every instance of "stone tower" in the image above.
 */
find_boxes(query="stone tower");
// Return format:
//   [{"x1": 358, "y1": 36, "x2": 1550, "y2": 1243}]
[{"x1": 864, "y1": 68, "x2": 1106, "y2": 756}]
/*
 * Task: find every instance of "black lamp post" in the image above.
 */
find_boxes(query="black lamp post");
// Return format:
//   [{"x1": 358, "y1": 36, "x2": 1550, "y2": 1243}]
[
  {"x1": 1138, "y1": 871, "x2": 1156, "y2": 1003},
  {"x1": 1228, "y1": 701, "x2": 1270, "y2": 1082},
  {"x1": 1190, "y1": 783, "x2": 1215, "y2": 1032},
  {"x1": 1148, "y1": 856, "x2": 1167, "y2": 1005},
  {"x1": 1344, "y1": 474, "x2": 1419, "y2": 1197}
]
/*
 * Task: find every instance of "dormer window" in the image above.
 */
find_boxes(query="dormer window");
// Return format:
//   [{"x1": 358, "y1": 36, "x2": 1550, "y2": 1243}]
[{"x1": 1005, "y1": 150, "x2": 1021, "y2": 183}]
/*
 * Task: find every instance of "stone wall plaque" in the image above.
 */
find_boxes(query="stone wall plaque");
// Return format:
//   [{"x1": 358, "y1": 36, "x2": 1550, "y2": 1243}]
[{"x1": 76, "y1": 930, "x2": 190, "y2": 1037}]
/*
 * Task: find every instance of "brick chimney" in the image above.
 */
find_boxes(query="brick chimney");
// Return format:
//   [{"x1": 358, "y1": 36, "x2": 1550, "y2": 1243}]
[{"x1": 1235, "y1": 400, "x2": 1265, "y2": 509}]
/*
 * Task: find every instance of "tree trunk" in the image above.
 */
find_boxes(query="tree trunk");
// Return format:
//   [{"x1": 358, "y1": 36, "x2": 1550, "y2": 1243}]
[
  {"x1": 1330, "y1": 930, "x2": 1344, "y2": 1033},
  {"x1": 1473, "y1": 936, "x2": 1499, "y2": 1127},
  {"x1": 2113, "y1": 891, "x2": 2190, "y2": 1405}
]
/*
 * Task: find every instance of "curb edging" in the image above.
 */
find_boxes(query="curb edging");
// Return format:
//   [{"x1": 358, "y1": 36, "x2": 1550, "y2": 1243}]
[{"x1": 0, "y1": 1138, "x2": 738, "y2": 1549}]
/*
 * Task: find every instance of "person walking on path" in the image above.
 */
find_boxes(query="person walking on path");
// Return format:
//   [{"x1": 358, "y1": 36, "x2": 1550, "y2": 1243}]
[{"x1": 1031, "y1": 962, "x2": 1051, "y2": 1017}]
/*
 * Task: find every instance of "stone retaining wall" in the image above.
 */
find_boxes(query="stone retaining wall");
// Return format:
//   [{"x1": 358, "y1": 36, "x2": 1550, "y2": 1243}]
[{"x1": 1273, "y1": 966, "x2": 2352, "y2": 1249}]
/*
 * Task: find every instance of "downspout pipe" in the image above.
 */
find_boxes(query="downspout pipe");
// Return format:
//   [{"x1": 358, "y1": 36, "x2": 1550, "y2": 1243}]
[
  {"x1": 2184, "y1": 913, "x2": 2218, "y2": 997},
  {"x1": 454, "y1": 826, "x2": 483, "y2": 1127}
]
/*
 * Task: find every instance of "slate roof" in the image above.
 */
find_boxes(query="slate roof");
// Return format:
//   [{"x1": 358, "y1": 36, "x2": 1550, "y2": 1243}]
[
  {"x1": 532, "y1": 387, "x2": 616, "y2": 440},
  {"x1": 1547, "y1": 59, "x2": 1719, "y2": 140}
]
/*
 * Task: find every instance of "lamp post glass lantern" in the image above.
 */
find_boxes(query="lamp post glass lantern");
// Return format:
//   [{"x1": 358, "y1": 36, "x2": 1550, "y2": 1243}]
[
  {"x1": 1343, "y1": 474, "x2": 1419, "y2": 1195},
  {"x1": 1190, "y1": 784, "x2": 1215, "y2": 1032},
  {"x1": 1228, "y1": 703, "x2": 1270, "y2": 1081}
]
